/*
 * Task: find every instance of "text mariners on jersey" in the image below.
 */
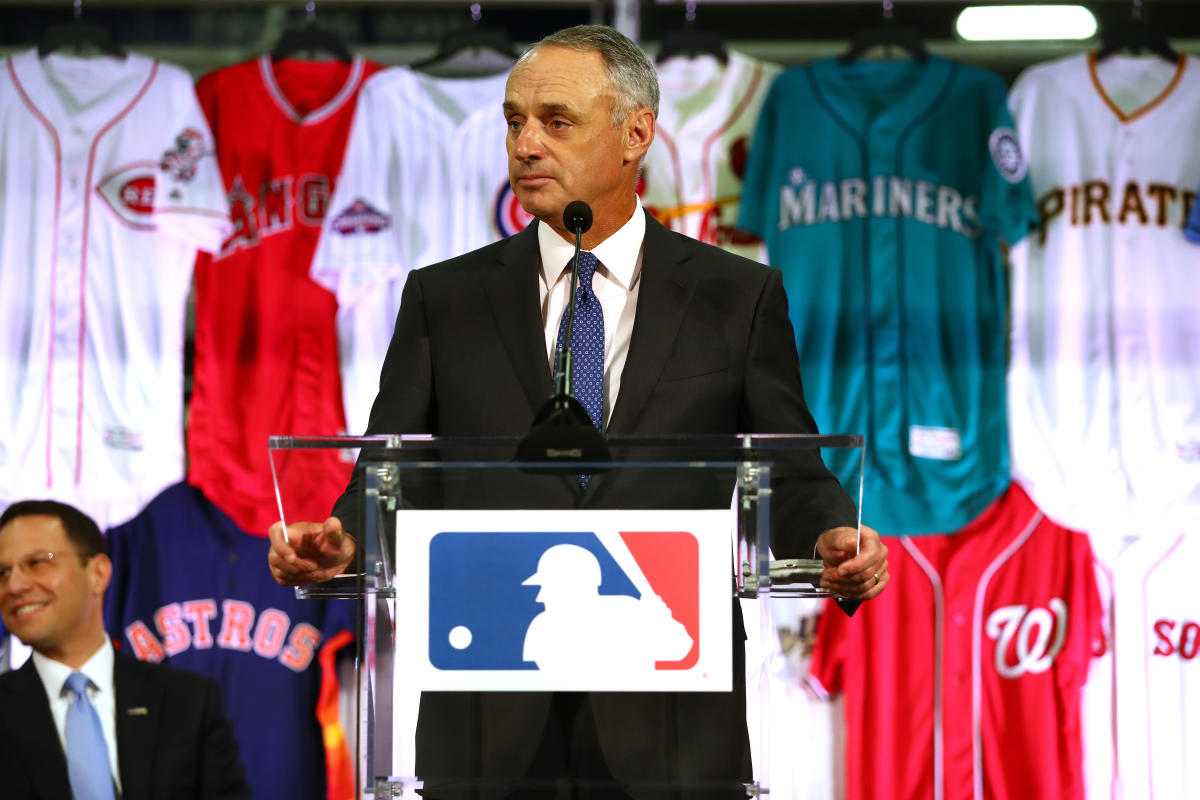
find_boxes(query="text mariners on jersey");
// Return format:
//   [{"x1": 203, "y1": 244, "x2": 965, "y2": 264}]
[
  {"x1": 1152, "y1": 618, "x2": 1200, "y2": 660},
  {"x1": 1035, "y1": 179, "x2": 1198, "y2": 243},
  {"x1": 776, "y1": 169, "x2": 984, "y2": 236},
  {"x1": 121, "y1": 598, "x2": 322, "y2": 672},
  {"x1": 220, "y1": 173, "x2": 333, "y2": 256}
]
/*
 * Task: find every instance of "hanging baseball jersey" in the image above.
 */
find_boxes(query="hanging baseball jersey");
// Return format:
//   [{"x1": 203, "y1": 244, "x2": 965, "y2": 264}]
[
  {"x1": 642, "y1": 51, "x2": 780, "y2": 262},
  {"x1": 0, "y1": 50, "x2": 230, "y2": 528},
  {"x1": 448, "y1": 103, "x2": 529, "y2": 256},
  {"x1": 104, "y1": 481, "x2": 356, "y2": 800},
  {"x1": 758, "y1": 596, "x2": 840, "y2": 800},
  {"x1": 738, "y1": 56, "x2": 1036, "y2": 536},
  {"x1": 312, "y1": 67, "x2": 492, "y2": 437},
  {"x1": 1006, "y1": 53, "x2": 1200, "y2": 535},
  {"x1": 187, "y1": 55, "x2": 383, "y2": 536},
  {"x1": 809, "y1": 483, "x2": 1104, "y2": 800},
  {"x1": 1107, "y1": 522, "x2": 1200, "y2": 799}
]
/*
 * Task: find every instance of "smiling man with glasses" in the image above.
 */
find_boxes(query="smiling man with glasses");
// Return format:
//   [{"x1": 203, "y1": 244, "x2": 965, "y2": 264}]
[{"x1": 0, "y1": 500, "x2": 251, "y2": 800}]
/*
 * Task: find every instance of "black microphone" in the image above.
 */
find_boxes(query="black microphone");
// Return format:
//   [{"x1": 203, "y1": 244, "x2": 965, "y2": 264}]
[
  {"x1": 516, "y1": 201, "x2": 611, "y2": 469},
  {"x1": 553, "y1": 201, "x2": 593, "y2": 398}
]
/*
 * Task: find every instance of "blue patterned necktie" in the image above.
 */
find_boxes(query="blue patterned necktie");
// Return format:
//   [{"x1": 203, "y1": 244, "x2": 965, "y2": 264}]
[
  {"x1": 555, "y1": 251, "x2": 604, "y2": 430},
  {"x1": 64, "y1": 671, "x2": 116, "y2": 800},
  {"x1": 554, "y1": 251, "x2": 604, "y2": 488}
]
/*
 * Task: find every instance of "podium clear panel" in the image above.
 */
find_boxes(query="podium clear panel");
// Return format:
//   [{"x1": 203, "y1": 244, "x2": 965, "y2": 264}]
[{"x1": 270, "y1": 434, "x2": 863, "y2": 799}]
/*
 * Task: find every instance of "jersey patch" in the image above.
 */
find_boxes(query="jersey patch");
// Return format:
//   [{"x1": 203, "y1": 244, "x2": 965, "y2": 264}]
[
  {"x1": 160, "y1": 127, "x2": 209, "y2": 182},
  {"x1": 330, "y1": 198, "x2": 390, "y2": 235},
  {"x1": 989, "y1": 126, "x2": 1028, "y2": 184}
]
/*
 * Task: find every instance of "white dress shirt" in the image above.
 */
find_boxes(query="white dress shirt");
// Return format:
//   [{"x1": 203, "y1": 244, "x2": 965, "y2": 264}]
[
  {"x1": 538, "y1": 197, "x2": 646, "y2": 429},
  {"x1": 32, "y1": 636, "x2": 123, "y2": 793}
]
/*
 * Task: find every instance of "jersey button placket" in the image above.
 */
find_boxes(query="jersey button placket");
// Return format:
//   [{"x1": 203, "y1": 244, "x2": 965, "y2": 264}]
[{"x1": 868, "y1": 123, "x2": 905, "y2": 488}]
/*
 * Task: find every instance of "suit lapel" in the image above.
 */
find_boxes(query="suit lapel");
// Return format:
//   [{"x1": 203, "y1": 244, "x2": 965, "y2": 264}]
[
  {"x1": 607, "y1": 214, "x2": 696, "y2": 434},
  {"x1": 1, "y1": 661, "x2": 72, "y2": 799},
  {"x1": 114, "y1": 652, "x2": 160, "y2": 800},
  {"x1": 482, "y1": 222, "x2": 554, "y2": 418}
]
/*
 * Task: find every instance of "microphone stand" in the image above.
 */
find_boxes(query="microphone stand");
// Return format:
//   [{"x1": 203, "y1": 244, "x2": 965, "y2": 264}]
[{"x1": 516, "y1": 202, "x2": 611, "y2": 468}]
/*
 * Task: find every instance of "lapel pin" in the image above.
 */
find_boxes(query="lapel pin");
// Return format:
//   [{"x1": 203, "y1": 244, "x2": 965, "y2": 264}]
[{"x1": 126, "y1": 707, "x2": 149, "y2": 716}]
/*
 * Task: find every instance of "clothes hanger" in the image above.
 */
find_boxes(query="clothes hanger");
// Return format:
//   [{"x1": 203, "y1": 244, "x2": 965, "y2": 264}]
[
  {"x1": 38, "y1": 0, "x2": 126, "y2": 59},
  {"x1": 1096, "y1": 0, "x2": 1178, "y2": 63},
  {"x1": 656, "y1": 1, "x2": 728, "y2": 65},
  {"x1": 271, "y1": 1, "x2": 352, "y2": 63},
  {"x1": 410, "y1": 3, "x2": 518, "y2": 72},
  {"x1": 838, "y1": 0, "x2": 927, "y2": 65}
]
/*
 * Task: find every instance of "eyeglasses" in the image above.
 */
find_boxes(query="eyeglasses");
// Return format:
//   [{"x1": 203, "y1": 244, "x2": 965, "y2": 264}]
[{"x1": 0, "y1": 551, "x2": 64, "y2": 588}]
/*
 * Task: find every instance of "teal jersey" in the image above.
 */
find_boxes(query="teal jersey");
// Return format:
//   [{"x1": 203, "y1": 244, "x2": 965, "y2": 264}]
[{"x1": 739, "y1": 56, "x2": 1036, "y2": 535}]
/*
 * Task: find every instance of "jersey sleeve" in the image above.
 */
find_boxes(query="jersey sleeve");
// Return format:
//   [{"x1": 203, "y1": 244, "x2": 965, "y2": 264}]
[
  {"x1": 1058, "y1": 530, "x2": 1106, "y2": 693},
  {"x1": 735, "y1": 75, "x2": 782, "y2": 241},
  {"x1": 150, "y1": 63, "x2": 232, "y2": 253},
  {"x1": 978, "y1": 81, "x2": 1037, "y2": 247},
  {"x1": 312, "y1": 69, "x2": 451, "y2": 307}
]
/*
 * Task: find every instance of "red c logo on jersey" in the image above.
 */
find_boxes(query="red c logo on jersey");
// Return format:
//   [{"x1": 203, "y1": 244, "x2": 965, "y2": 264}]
[
  {"x1": 985, "y1": 599, "x2": 1068, "y2": 678},
  {"x1": 96, "y1": 163, "x2": 157, "y2": 230}
]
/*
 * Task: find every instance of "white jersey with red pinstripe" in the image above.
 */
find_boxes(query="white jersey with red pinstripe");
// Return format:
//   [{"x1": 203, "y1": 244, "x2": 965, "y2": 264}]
[
  {"x1": 809, "y1": 484, "x2": 1104, "y2": 800},
  {"x1": 1108, "y1": 522, "x2": 1200, "y2": 799},
  {"x1": 0, "y1": 50, "x2": 230, "y2": 527},
  {"x1": 640, "y1": 51, "x2": 780, "y2": 262}
]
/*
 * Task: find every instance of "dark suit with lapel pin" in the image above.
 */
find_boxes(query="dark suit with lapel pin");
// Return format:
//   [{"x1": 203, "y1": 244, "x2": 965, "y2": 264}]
[
  {"x1": 0, "y1": 649, "x2": 251, "y2": 800},
  {"x1": 334, "y1": 213, "x2": 858, "y2": 797}
]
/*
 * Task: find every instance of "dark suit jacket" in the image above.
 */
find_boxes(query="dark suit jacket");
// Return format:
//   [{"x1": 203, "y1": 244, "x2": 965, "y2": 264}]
[
  {"x1": 0, "y1": 650, "x2": 251, "y2": 800},
  {"x1": 334, "y1": 213, "x2": 857, "y2": 795}
]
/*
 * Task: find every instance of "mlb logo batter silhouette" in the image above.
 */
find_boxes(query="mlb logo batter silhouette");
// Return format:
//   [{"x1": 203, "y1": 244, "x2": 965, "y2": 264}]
[{"x1": 428, "y1": 531, "x2": 699, "y2": 675}]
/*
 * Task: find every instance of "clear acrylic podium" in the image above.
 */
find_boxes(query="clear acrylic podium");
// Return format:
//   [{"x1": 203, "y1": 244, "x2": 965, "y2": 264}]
[{"x1": 270, "y1": 434, "x2": 863, "y2": 799}]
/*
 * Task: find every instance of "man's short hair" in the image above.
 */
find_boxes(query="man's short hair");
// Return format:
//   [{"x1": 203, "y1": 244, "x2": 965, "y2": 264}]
[
  {"x1": 523, "y1": 24, "x2": 660, "y2": 126},
  {"x1": 0, "y1": 500, "x2": 108, "y2": 562}
]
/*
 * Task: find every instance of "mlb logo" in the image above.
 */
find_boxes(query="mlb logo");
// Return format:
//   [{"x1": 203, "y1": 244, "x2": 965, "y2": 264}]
[{"x1": 394, "y1": 509, "x2": 733, "y2": 691}]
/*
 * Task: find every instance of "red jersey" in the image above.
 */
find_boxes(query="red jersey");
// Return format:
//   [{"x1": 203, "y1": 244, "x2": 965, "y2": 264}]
[
  {"x1": 809, "y1": 484, "x2": 1104, "y2": 800},
  {"x1": 188, "y1": 56, "x2": 382, "y2": 534}
]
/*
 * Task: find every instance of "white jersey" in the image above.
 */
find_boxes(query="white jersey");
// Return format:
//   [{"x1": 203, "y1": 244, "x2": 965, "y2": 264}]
[
  {"x1": 315, "y1": 68, "x2": 509, "y2": 436},
  {"x1": 1109, "y1": 521, "x2": 1200, "y2": 799},
  {"x1": 641, "y1": 51, "x2": 780, "y2": 263},
  {"x1": 1006, "y1": 53, "x2": 1200, "y2": 536},
  {"x1": 754, "y1": 596, "x2": 839, "y2": 800},
  {"x1": 449, "y1": 105, "x2": 528, "y2": 255},
  {"x1": 0, "y1": 50, "x2": 230, "y2": 526}
]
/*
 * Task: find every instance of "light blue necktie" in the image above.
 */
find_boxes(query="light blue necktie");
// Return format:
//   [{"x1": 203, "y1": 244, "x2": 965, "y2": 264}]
[
  {"x1": 64, "y1": 671, "x2": 116, "y2": 800},
  {"x1": 554, "y1": 251, "x2": 604, "y2": 488}
]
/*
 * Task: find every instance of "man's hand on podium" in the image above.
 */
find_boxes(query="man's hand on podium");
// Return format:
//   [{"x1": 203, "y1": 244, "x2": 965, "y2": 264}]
[
  {"x1": 816, "y1": 524, "x2": 889, "y2": 601},
  {"x1": 267, "y1": 516, "x2": 357, "y2": 586}
]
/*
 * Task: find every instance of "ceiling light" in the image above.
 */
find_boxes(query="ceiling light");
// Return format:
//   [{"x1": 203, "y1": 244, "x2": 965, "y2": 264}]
[{"x1": 956, "y1": 5, "x2": 1098, "y2": 42}]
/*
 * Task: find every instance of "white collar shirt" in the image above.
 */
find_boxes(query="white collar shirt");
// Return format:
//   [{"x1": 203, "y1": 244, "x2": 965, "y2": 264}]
[
  {"x1": 32, "y1": 636, "x2": 122, "y2": 793},
  {"x1": 538, "y1": 197, "x2": 646, "y2": 429}
]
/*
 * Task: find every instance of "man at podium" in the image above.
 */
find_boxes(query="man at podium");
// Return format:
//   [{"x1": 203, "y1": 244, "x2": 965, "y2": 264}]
[{"x1": 269, "y1": 23, "x2": 887, "y2": 800}]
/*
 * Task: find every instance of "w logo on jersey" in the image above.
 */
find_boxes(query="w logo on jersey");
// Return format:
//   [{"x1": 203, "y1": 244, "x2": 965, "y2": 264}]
[
  {"x1": 985, "y1": 599, "x2": 1068, "y2": 678},
  {"x1": 493, "y1": 181, "x2": 534, "y2": 238},
  {"x1": 428, "y1": 531, "x2": 698, "y2": 675}
]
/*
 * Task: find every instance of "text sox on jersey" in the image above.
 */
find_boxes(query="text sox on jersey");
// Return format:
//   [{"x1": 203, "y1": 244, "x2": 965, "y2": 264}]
[
  {"x1": 220, "y1": 173, "x2": 333, "y2": 257},
  {"x1": 777, "y1": 170, "x2": 984, "y2": 237},
  {"x1": 1153, "y1": 618, "x2": 1200, "y2": 660},
  {"x1": 1035, "y1": 179, "x2": 1198, "y2": 243},
  {"x1": 122, "y1": 599, "x2": 323, "y2": 672}
]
